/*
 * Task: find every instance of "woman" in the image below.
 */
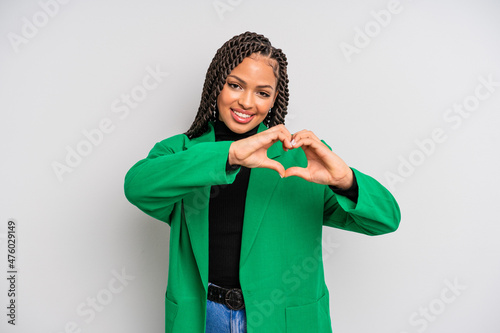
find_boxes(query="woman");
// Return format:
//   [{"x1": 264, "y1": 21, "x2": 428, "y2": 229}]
[{"x1": 124, "y1": 31, "x2": 400, "y2": 333}]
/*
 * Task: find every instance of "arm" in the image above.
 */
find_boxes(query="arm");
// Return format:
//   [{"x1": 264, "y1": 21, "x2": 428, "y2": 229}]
[
  {"x1": 124, "y1": 136, "x2": 239, "y2": 223},
  {"x1": 282, "y1": 129, "x2": 400, "y2": 234},
  {"x1": 323, "y1": 168, "x2": 401, "y2": 235}
]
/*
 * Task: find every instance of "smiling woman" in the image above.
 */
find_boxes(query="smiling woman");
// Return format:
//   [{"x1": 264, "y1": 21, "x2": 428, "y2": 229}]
[
  {"x1": 217, "y1": 55, "x2": 278, "y2": 132},
  {"x1": 124, "y1": 31, "x2": 401, "y2": 333}
]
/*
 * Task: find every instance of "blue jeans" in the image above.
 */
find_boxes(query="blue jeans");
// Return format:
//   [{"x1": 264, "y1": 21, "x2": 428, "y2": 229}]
[{"x1": 206, "y1": 286, "x2": 247, "y2": 333}]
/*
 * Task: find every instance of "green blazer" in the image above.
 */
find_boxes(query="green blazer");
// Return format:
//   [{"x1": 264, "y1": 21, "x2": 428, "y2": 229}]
[{"x1": 124, "y1": 122, "x2": 400, "y2": 333}]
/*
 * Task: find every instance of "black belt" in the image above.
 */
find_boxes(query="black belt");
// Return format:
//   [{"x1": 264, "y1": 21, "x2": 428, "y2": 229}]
[{"x1": 207, "y1": 284, "x2": 245, "y2": 311}]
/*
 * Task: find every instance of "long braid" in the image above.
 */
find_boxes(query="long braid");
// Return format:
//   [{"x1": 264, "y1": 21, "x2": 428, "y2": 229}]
[
  {"x1": 266, "y1": 47, "x2": 289, "y2": 127},
  {"x1": 185, "y1": 31, "x2": 289, "y2": 139}
]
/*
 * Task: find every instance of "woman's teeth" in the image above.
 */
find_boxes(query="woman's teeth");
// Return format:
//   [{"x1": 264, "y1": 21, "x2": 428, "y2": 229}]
[{"x1": 233, "y1": 110, "x2": 252, "y2": 118}]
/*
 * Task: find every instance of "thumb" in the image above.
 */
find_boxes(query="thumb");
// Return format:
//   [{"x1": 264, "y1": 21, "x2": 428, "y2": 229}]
[
  {"x1": 284, "y1": 166, "x2": 310, "y2": 181},
  {"x1": 259, "y1": 158, "x2": 286, "y2": 178}
]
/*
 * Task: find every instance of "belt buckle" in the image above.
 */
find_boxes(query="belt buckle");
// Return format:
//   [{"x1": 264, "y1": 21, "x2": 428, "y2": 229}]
[{"x1": 224, "y1": 288, "x2": 244, "y2": 310}]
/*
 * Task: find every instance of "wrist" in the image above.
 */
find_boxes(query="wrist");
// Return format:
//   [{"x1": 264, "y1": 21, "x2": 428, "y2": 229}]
[
  {"x1": 228, "y1": 142, "x2": 238, "y2": 166},
  {"x1": 329, "y1": 170, "x2": 359, "y2": 203},
  {"x1": 330, "y1": 169, "x2": 354, "y2": 190}
]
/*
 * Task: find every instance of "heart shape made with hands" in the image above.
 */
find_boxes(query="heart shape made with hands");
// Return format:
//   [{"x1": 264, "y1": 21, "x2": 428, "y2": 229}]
[{"x1": 228, "y1": 126, "x2": 354, "y2": 189}]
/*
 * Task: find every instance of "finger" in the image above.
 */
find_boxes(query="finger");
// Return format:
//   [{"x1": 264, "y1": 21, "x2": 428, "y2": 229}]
[
  {"x1": 258, "y1": 125, "x2": 292, "y2": 147},
  {"x1": 263, "y1": 127, "x2": 292, "y2": 150},
  {"x1": 271, "y1": 125, "x2": 293, "y2": 149},
  {"x1": 284, "y1": 166, "x2": 311, "y2": 181},
  {"x1": 270, "y1": 124, "x2": 292, "y2": 137},
  {"x1": 247, "y1": 131, "x2": 285, "y2": 151},
  {"x1": 291, "y1": 130, "x2": 322, "y2": 146},
  {"x1": 291, "y1": 131, "x2": 318, "y2": 148},
  {"x1": 276, "y1": 132, "x2": 293, "y2": 150},
  {"x1": 258, "y1": 158, "x2": 286, "y2": 178},
  {"x1": 291, "y1": 137, "x2": 326, "y2": 151}
]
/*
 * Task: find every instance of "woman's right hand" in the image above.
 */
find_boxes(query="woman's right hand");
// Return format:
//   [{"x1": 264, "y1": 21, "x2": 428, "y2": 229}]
[{"x1": 228, "y1": 124, "x2": 293, "y2": 178}]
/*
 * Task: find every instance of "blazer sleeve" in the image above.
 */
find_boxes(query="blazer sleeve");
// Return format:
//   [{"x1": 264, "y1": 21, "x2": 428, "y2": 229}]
[
  {"x1": 124, "y1": 135, "x2": 240, "y2": 223},
  {"x1": 322, "y1": 168, "x2": 401, "y2": 235}
]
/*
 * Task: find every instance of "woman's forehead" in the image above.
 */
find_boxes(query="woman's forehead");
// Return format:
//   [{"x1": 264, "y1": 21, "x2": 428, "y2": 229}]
[{"x1": 229, "y1": 57, "x2": 277, "y2": 86}]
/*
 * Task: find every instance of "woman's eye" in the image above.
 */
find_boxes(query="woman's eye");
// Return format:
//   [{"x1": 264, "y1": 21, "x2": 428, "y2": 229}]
[
  {"x1": 259, "y1": 91, "x2": 270, "y2": 98},
  {"x1": 228, "y1": 83, "x2": 240, "y2": 89}
]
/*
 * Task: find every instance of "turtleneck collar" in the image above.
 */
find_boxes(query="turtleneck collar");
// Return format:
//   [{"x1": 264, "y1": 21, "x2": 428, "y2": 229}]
[{"x1": 213, "y1": 121, "x2": 259, "y2": 142}]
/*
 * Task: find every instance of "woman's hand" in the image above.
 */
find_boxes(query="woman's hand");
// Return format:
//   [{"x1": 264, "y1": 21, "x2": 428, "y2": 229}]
[
  {"x1": 228, "y1": 125, "x2": 293, "y2": 178},
  {"x1": 228, "y1": 126, "x2": 352, "y2": 189},
  {"x1": 284, "y1": 130, "x2": 353, "y2": 189}
]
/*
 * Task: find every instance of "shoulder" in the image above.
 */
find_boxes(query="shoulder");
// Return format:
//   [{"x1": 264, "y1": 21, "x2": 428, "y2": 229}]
[
  {"x1": 152, "y1": 125, "x2": 215, "y2": 154},
  {"x1": 144, "y1": 133, "x2": 191, "y2": 158},
  {"x1": 156, "y1": 133, "x2": 190, "y2": 149}
]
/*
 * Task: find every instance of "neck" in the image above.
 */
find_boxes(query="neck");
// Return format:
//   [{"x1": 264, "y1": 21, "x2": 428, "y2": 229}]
[{"x1": 213, "y1": 121, "x2": 259, "y2": 142}]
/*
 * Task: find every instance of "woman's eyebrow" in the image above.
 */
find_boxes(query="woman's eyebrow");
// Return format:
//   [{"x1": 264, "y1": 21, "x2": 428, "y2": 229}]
[{"x1": 227, "y1": 74, "x2": 274, "y2": 90}]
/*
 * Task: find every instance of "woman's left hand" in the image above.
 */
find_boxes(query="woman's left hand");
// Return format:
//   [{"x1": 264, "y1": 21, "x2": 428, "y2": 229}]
[{"x1": 284, "y1": 130, "x2": 353, "y2": 189}]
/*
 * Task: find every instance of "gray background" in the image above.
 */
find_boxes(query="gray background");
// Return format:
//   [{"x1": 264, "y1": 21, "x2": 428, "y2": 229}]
[{"x1": 1, "y1": 0, "x2": 499, "y2": 332}]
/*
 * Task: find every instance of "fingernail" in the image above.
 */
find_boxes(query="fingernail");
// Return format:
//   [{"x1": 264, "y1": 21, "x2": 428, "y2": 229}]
[{"x1": 290, "y1": 139, "x2": 296, "y2": 146}]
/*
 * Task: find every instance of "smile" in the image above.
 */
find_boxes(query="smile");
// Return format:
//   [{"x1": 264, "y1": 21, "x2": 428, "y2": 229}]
[
  {"x1": 230, "y1": 108, "x2": 255, "y2": 124},
  {"x1": 233, "y1": 110, "x2": 252, "y2": 118}
]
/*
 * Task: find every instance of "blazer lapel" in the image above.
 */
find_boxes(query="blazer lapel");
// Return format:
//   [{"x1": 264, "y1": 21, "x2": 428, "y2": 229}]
[
  {"x1": 183, "y1": 124, "x2": 215, "y2": 292},
  {"x1": 239, "y1": 124, "x2": 284, "y2": 267}
]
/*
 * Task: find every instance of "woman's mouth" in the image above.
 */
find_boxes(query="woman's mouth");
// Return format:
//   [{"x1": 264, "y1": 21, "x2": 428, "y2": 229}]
[{"x1": 230, "y1": 108, "x2": 255, "y2": 124}]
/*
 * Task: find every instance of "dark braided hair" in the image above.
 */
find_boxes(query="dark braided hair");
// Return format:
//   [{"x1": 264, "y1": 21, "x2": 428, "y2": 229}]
[{"x1": 185, "y1": 31, "x2": 289, "y2": 139}]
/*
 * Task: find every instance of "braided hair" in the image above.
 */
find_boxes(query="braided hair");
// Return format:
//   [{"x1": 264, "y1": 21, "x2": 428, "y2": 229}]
[{"x1": 185, "y1": 31, "x2": 289, "y2": 139}]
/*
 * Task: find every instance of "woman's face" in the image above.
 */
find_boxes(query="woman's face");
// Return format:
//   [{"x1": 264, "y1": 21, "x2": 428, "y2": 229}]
[{"x1": 217, "y1": 55, "x2": 278, "y2": 133}]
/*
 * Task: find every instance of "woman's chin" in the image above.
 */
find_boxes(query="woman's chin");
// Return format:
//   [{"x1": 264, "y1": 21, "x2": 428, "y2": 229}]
[
  {"x1": 224, "y1": 121, "x2": 254, "y2": 134},
  {"x1": 221, "y1": 116, "x2": 264, "y2": 133}
]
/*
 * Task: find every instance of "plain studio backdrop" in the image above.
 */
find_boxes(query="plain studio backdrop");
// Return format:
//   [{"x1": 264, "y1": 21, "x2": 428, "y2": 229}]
[{"x1": 1, "y1": 0, "x2": 499, "y2": 332}]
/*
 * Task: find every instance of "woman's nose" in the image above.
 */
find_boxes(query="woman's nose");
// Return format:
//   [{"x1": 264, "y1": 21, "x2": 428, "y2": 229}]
[{"x1": 238, "y1": 91, "x2": 253, "y2": 109}]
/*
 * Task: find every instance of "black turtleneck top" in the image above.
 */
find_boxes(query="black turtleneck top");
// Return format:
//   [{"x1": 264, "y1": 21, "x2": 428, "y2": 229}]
[
  {"x1": 208, "y1": 121, "x2": 358, "y2": 289},
  {"x1": 209, "y1": 121, "x2": 258, "y2": 288}
]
